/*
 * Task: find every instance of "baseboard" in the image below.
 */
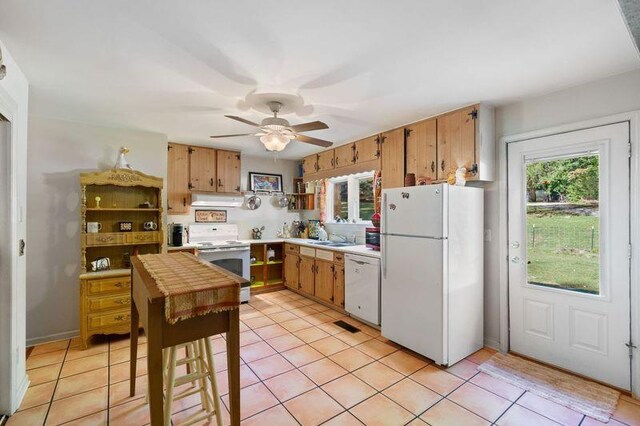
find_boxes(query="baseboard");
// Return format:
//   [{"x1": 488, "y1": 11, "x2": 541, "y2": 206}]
[
  {"x1": 26, "y1": 330, "x2": 79, "y2": 348},
  {"x1": 484, "y1": 337, "x2": 501, "y2": 351},
  {"x1": 12, "y1": 374, "x2": 29, "y2": 415}
]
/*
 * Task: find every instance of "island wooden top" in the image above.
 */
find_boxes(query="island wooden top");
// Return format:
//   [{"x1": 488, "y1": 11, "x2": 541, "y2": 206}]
[{"x1": 131, "y1": 253, "x2": 246, "y2": 324}]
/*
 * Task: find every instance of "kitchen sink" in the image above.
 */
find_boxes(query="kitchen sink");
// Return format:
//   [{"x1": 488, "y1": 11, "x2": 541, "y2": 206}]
[{"x1": 308, "y1": 241, "x2": 356, "y2": 247}]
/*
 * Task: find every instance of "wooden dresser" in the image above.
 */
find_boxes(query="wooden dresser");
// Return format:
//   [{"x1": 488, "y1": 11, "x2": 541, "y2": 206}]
[{"x1": 79, "y1": 169, "x2": 163, "y2": 349}]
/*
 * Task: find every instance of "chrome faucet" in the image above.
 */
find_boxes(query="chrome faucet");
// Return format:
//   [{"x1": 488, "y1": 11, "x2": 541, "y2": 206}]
[{"x1": 330, "y1": 233, "x2": 357, "y2": 244}]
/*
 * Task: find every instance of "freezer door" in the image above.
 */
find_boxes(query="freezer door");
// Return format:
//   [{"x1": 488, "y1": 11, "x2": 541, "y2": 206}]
[
  {"x1": 382, "y1": 185, "x2": 444, "y2": 238},
  {"x1": 381, "y1": 234, "x2": 444, "y2": 363},
  {"x1": 344, "y1": 254, "x2": 381, "y2": 325}
]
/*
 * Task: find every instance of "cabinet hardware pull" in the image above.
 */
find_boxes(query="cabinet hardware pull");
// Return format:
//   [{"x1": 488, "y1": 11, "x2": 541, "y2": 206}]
[
  {"x1": 331, "y1": 158, "x2": 334, "y2": 167},
  {"x1": 114, "y1": 298, "x2": 129, "y2": 305},
  {"x1": 441, "y1": 160, "x2": 445, "y2": 171},
  {"x1": 431, "y1": 161, "x2": 435, "y2": 173},
  {"x1": 218, "y1": 178, "x2": 222, "y2": 187},
  {"x1": 354, "y1": 151, "x2": 358, "y2": 162},
  {"x1": 210, "y1": 178, "x2": 214, "y2": 187},
  {"x1": 114, "y1": 314, "x2": 129, "y2": 322},
  {"x1": 183, "y1": 197, "x2": 187, "y2": 206},
  {"x1": 114, "y1": 282, "x2": 126, "y2": 288},
  {"x1": 335, "y1": 157, "x2": 338, "y2": 166},
  {"x1": 96, "y1": 236, "x2": 114, "y2": 242},
  {"x1": 235, "y1": 186, "x2": 240, "y2": 192}
]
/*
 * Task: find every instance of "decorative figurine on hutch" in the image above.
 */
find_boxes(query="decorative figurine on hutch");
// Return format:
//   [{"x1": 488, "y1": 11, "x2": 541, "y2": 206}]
[
  {"x1": 94, "y1": 196, "x2": 101, "y2": 209},
  {"x1": 114, "y1": 146, "x2": 132, "y2": 169}
]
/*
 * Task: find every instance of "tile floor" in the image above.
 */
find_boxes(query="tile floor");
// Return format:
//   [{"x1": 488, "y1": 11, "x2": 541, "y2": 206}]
[{"x1": 9, "y1": 289, "x2": 640, "y2": 425}]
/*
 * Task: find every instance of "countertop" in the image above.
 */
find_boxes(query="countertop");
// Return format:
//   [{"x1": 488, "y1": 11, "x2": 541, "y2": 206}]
[{"x1": 168, "y1": 238, "x2": 381, "y2": 258}]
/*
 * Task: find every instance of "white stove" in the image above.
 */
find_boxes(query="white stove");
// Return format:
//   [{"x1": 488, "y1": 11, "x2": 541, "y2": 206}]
[{"x1": 188, "y1": 224, "x2": 250, "y2": 302}]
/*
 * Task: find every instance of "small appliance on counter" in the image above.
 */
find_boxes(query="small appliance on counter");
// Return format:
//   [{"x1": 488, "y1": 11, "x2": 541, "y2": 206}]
[
  {"x1": 365, "y1": 227, "x2": 380, "y2": 251},
  {"x1": 169, "y1": 223, "x2": 186, "y2": 247}
]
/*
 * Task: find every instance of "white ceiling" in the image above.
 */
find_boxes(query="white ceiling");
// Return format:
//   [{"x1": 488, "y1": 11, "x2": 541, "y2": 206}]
[{"x1": 1, "y1": 0, "x2": 638, "y2": 159}]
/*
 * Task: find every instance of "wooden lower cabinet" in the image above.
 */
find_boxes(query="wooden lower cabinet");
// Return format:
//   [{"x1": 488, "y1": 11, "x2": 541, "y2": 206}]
[
  {"x1": 80, "y1": 271, "x2": 131, "y2": 349},
  {"x1": 334, "y1": 264, "x2": 345, "y2": 308},
  {"x1": 314, "y1": 259, "x2": 335, "y2": 303},
  {"x1": 287, "y1": 244, "x2": 345, "y2": 309},
  {"x1": 284, "y1": 252, "x2": 300, "y2": 289},
  {"x1": 299, "y1": 256, "x2": 316, "y2": 295}
]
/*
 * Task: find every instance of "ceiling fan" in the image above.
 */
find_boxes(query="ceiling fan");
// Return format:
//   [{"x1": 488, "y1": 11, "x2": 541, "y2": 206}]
[{"x1": 210, "y1": 101, "x2": 333, "y2": 152}]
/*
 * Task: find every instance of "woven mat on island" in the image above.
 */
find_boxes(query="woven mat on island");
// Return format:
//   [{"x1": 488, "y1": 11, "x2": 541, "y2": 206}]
[{"x1": 137, "y1": 252, "x2": 242, "y2": 324}]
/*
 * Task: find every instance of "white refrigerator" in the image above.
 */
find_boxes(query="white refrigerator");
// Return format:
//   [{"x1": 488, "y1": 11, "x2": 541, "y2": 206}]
[{"x1": 381, "y1": 184, "x2": 484, "y2": 366}]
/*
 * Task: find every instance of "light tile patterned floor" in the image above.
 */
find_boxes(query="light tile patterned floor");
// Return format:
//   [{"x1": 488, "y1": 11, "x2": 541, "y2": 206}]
[{"x1": 10, "y1": 289, "x2": 640, "y2": 425}]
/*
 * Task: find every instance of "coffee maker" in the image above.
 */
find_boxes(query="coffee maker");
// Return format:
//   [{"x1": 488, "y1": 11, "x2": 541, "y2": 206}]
[{"x1": 169, "y1": 223, "x2": 186, "y2": 247}]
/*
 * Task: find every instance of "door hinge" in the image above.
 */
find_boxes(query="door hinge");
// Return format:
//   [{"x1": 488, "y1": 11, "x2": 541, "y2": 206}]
[
  {"x1": 469, "y1": 109, "x2": 478, "y2": 120},
  {"x1": 404, "y1": 128, "x2": 413, "y2": 139},
  {"x1": 188, "y1": 182, "x2": 194, "y2": 190},
  {"x1": 629, "y1": 244, "x2": 633, "y2": 259},
  {"x1": 629, "y1": 142, "x2": 632, "y2": 158},
  {"x1": 188, "y1": 147, "x2": 194, "y2": 154},
  {"x1": 626, "y1": 341, "x2": 637, "y2": 358},
  {"x1": 168, "y1": 145, "x2": 172, "y2": 151}
]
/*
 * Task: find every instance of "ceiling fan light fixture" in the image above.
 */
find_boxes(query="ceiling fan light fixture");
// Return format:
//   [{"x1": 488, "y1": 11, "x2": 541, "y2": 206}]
[{"x1": 260, "y1": 131, "x2": 292, "y2": 152}]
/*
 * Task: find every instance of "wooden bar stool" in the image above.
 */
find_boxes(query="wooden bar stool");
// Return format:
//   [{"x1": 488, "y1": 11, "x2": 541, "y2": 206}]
[{"x1": 160, "y1": 337, "x2": 223, "y2": 426}]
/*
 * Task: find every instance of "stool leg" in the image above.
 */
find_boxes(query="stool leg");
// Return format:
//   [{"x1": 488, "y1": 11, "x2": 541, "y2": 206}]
[
  {"x1": 164, "y1": 347, "x2": 178, "y2": 426},
  {"x1": 203, "y1": 337, "x2": 223, "y2": 426}
]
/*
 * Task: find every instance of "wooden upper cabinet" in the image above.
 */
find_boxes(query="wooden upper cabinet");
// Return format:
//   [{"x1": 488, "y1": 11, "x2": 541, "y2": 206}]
[
  {"x1": 216, "y1": 150, "x2": 241, "y2": 193},
  {"x1": 316, "y1": 150, "x2": 335, "y2": 172},
  {"x1": 188, "y1": 146, "x2": 217, "y2": 192},
  {"x1": 302, "y1": 154, "x2": 317, "y2": 175},
  {"x1": 334, "y1": 143, "x2": 355, "y2": 168},
  {"x1": 437, "y1": 105, "x2": 477, "y2": 180},
  {"x1": 355, "y1": 136, "x2": 381, "y2": 164},
  {"x1": 405, "y1": 119, "x2": 437, "y2": 180},
  {"x1": 167, "y1": 143, "x2": 190, "y2": 214},
  {"x1": 299, "y1": 256, "x2": 315, "y2": 295},
  {"x1": 380, "y1": 128, "x2": 405, "y2": 189},
  {"x1": 314, "y1": 260, "x2": 334, "y2": 303}
]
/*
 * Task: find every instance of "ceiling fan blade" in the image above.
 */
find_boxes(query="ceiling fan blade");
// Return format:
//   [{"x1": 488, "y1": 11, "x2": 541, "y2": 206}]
[
  {"x1": 225, "y1": 115, "x2": 260, "y2": 127},
  {"x1": 295, "y1": 134, "x2": 333, "y2": 147},
  {"x1": 290, "y1": 121, "x2": 329, "y2": 133},
  {"x1": 210, "y1": 133, "x2": 254, "y2": 138}
]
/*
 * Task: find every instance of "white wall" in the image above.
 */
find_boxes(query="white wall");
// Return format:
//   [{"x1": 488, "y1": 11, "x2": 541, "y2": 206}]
[
  {"x1": 484, "y1": 69, "x2": 640, "y2": 348},
  {"x1": 26, "y1": 116, "x2": 167, "y2": 344},
  {"x1": 0, "y1": 39, "x2": 29, "y2": 414},
  {"x1": 168, "y1": 155, "x2": 302, "y2": 240}
]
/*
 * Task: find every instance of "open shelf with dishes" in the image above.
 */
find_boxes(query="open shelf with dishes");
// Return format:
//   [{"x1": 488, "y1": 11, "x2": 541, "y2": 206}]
[{"x1": 288, "y1": 177, "x2": 315, "y2": 211}]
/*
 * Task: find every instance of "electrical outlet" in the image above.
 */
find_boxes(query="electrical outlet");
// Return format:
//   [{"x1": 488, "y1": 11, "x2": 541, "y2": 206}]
[{"x1": 484, "y1": 229, "x2": 492, "y2": 242}]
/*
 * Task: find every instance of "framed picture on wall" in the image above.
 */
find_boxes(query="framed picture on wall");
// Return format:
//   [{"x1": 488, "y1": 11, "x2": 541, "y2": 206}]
[{"x1": 248, "y1": 172, "x2": 283, "y2": 192}]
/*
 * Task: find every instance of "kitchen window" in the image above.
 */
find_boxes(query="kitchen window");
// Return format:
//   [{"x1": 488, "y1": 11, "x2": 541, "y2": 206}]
[{"x1": 326, "y1": 171, "x2": 375, "y2": 223}]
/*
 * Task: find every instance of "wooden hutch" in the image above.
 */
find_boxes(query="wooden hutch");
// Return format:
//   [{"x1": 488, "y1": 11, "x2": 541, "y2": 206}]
[{"x1": 79, "y1": 169, "x2": 164, "y2": 349}]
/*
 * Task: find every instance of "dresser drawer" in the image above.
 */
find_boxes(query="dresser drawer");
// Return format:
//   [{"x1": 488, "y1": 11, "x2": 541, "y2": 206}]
[
  {"x1": 333, "y1": 252, "x2": 345, "y2": 264},
  {"x1": 87, "y1": 276, "x2": 131, "y2": 296},
  {"x1": 88, "y1": 310, "x2": 130, "y2": 331},
  {"x1": 315, "y1": 249, "x2": 334, "y2": 262},
  {"x1": 127, "y1": 231, "x2": 160, "y2": 244},
  {"x1": 85, "y1": 232, "x2": 128, "y2": 246},
  {"x1": 285, "y1": 243, "x2": 299, "y2": 254},
  {"x1": 87, "y1": 294, "x2": 131, "y2": 313}
]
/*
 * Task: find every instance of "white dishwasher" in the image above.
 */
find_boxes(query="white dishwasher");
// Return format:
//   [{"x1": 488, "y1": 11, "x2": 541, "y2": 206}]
[{"x1": 345, "y1": 254, "x2": 381, "y2": 325}]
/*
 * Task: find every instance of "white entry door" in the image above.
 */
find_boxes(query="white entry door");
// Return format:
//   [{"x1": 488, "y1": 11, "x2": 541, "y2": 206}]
[{"x1": 508, "y1": 123, "x2": 631, "y2": 390}]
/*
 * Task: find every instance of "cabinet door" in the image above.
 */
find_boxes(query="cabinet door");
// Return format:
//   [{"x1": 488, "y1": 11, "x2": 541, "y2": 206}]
[
  {"x1": 333, "y1": 264, "x2": 345, "y2": 308},
  {"x1": 354, "y1": 136, "x2": 381, "y2": 164},
  {"x1": 405, "y1": 119, "x2": 437, "y2": 180},
  {"x1": 335, "y1": 143, "x2": 355, "y2": 168},
  {"x1": 317, "y1": 150, "x2": 335, "y2": 172},
  {"x1": 437, "y1": 106, "x2": 476, "y2": 180},
  {"x1": 167, "y1": 143, "x2": 190, "y2": 214},
  {"x1": 302, "y1": 154, "x2": 317, "y2": 175},
  {"x1": 216, "y1": 150, "x2": 241, "y2": 193},
  {"x1": 284, "y1": 253, "x2": 300, "y2": 289},
  {"x1": 299, "y1": 256, "x2": 315, "y2": 295},
  {"x1": 315, "y1": 259, "x2": 334, "y2": 303},
  {"x1": 189, "y1": 146, "x2": 217, "y2": 192},
  {"x1": 380, "y1": 128, "x2": 405, "y2": 189}
]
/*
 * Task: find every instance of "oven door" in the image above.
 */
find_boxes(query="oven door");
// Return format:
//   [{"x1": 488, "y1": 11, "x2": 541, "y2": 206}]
[{"x1": 197, "y1": 247, "x2": 250, "y2": 280}]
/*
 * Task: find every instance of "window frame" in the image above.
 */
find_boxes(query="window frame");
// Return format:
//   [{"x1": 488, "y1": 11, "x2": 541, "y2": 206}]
[{"x1": 325, "y1": 171, "x2": 375, "y2": 224}]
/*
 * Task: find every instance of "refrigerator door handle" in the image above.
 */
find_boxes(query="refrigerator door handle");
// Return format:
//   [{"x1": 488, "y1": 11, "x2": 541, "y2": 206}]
[{"x1": 382, "y1": 234, "x2": 387, "y2": 278}]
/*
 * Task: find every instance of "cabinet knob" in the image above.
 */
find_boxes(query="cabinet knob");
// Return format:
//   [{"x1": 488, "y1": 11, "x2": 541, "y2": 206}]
[
  {"x1": 440, "y1": 160, "x2": 445, "y2": 171},
  {"x1": 431, "y1": 161, "x2": 435, "y2": 173},
  {"x1": 218, "y1": 178, "x2": 223, "y2": 187}
]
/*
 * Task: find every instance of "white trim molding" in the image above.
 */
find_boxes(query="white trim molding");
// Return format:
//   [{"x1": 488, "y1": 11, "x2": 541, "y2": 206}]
[{"x1": 498, "y1": 110, "x2": 640, "y2": 397}]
